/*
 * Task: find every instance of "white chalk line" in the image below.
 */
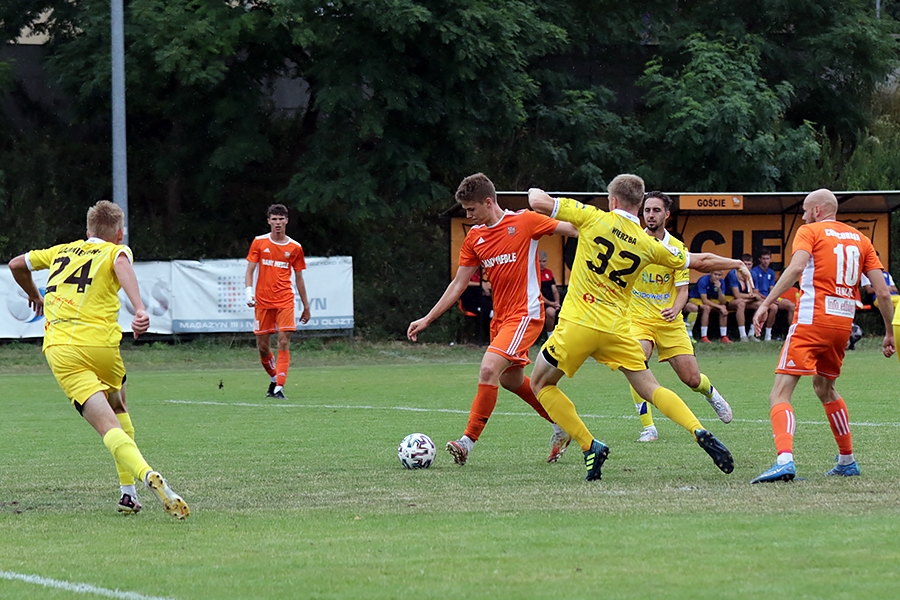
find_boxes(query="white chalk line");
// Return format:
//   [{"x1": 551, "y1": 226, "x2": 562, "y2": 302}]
[
  {"x1": 164, "y1": 399, "x2": 900, "y2": 428},
  {"x1": 0, "y1": 570, "x2": 175, "y2": 600}
]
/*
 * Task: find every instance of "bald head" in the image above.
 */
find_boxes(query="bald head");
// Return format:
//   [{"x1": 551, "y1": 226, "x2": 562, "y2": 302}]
[{"x1": 802, "y1": 188, "x2": 838, "y2": 223}]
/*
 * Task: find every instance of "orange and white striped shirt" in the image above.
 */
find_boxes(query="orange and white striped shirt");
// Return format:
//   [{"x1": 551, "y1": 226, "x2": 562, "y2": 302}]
[
  {"x1": 793, "y1": 220, "x2": 882, "y2": 330},
  {"x1": 458, "y1": 210, "x2": 560, "y2": 324}
]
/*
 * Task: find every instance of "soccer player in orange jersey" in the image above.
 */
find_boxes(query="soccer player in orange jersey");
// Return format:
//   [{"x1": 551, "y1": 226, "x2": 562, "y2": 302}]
[
  {"x1": 407, "y1": 173, "x2": 578, "y2": 466},
  {"x1": 750, "y1": 189, "x2": 895, "y2": 483},
  {"x1": 246, "y1": 204, "x2": 311, "y2": 399}
]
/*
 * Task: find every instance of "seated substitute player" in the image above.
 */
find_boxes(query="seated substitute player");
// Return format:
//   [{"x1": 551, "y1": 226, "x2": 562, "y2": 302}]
[
  {"x1": 408, "y1": 173, "x2": 578, "y2": 466},
  {"x1": 527, "y1": 175, "x2": 753, "y2": 482},
  {"x1": 246, "y1": 204, "x2": 311, "y2": 399},
  {"x1": 751, "y1": 250, "x2": 795, "y2": 340},
  {"x1": 628, "y1": 191, "x2": 733, "y2": 444},
  {"x1": 750, "y1": 189, "x2": 895, "y2": 483},
  {"x1": 688, "y1": 270, "x2": 731, "y2": 343},
  {"x1": 724, "y1": 253, "x2": 776, "y2": 341},
  {"x1": 538, "y1": 250, "x2": 562, "y2": 337},
  {"x1": 8, "y1": 201, "x2": 189, "y2": 519}
]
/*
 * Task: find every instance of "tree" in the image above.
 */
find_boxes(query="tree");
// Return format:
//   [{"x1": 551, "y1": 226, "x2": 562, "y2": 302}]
[{"x1": 637, "y1": 34, "x2": 819, "y2": 191}]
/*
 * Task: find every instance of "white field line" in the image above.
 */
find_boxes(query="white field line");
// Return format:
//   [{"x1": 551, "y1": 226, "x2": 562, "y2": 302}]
[
  {"x1": 0, "y1": 571, "x2": 175, "y2": 600},
  {"x1": 164, "y1": 400, "x2": 900, "y2": 428}
]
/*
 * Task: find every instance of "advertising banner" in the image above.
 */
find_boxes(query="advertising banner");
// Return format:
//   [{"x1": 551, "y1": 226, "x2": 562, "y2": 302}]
[{"x1": 0, "y1": 257, "x2": 353, "y2": 339}]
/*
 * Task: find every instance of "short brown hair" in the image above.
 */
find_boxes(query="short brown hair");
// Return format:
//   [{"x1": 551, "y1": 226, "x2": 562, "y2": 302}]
[
  {"x1": 267, "y1": 204, "x2": 289, "y2": 218},
  {"x1": 608, "y1": 174, "x2": 645, "y2": 209},
  {"x1": 643, "y1": 190, "x2": 672, "y2": 212},
  {"x1": 455, "y1": 173, "x2": 496, "y2": 205},
  {"x1": 86, "y1": 200, "x2": 124, "y2": 242}
]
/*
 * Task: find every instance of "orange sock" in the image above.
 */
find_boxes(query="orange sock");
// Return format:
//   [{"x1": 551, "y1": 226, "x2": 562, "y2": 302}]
[
  {"x1": 261, "y1": 352, "x2": 276, "y2": 377},
  {"x1": 770, "y1": 402, "x2": 795, "y2": 456},
  {"x1": 464, "y1": 384, "x2": 499, "y2": 441},
  {"x1": 511, "y1": 376, "x2": 554, "y2": 423},
  {"x1": 823, "y1": 397, "x2": 853, "y2": 455},
  {"x1": 276, "y1": 351, "x2": 290, "y2": 386}
]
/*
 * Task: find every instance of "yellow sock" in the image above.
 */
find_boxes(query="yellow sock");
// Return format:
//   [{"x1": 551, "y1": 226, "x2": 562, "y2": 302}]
[
  {"x1": 894, "y1": 324, "x2": 900, "y2": 365},
  {"x1": 690, "y1": 373, "x2": 712, "y2": 397},
  {"x1": 685, "y1": 310, "x2": 698, "y2": 331},
  {"x1": 630, "y1": 386, "x2": 654, "y2": 428},
  {"x1": 115, "y1": 413, "x2": 136, "y2": 486},
  {"x1": 102, "y1": 428, "x2": 152, "y2": 486},
  {"x1": 537, "y1": 386, "x2": 594, "y2": 451},
  {"x1": 651, "y1": 387, "x2": 703, "y2": 434}
]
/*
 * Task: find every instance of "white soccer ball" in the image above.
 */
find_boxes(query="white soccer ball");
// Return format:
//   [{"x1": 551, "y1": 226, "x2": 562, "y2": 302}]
[{"x1": 398, "y1": 433, "x2": 436, "y2": 469}]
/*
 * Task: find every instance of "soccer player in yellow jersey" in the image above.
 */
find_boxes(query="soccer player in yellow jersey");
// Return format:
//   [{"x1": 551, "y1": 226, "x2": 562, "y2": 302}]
[
  {"x1": 8, "y1": 201, "x2": 189, "y2": 519},
  {"x1": 528, "y1": 175, "x2": 753, "y2": 481},
  {"x1": 628, "y1": 191, "x2": 733, "y2": 443}
]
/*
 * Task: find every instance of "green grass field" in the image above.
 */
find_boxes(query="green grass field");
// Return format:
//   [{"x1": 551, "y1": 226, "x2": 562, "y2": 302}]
[{"x1": 2, "y1": 338, "x2": 900, "y2": 599}]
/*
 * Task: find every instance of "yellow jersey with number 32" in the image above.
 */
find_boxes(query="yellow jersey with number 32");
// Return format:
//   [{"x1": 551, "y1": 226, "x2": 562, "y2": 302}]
[
  {"x1": 27, "y1": 238, "x2": 132, "y2": 349},
  {"x1": 552, "y1": 197, "x2": 688, "y2": 335}
]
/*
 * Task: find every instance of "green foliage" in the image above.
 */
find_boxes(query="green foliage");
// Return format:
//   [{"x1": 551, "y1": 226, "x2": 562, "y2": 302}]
[{"x1": 637, "y1": 34, "x2": 820, "y2": 191}]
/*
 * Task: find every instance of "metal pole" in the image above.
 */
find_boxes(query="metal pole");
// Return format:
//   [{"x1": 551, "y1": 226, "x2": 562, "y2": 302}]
[{"x1": 111, "y1": 0, "x2": 129, "y2": 245}]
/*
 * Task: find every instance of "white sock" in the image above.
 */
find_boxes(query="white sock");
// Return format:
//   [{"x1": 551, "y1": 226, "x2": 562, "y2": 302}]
[
  {"x1": 765, "y1": 327, "x2": 773, "y2": 340},
  {"x1": 274, "y1": 385, "x2": 283, "y2": 393},
  {"x1": 552, "y1": 423, "x2": 564, "y2": 435},
  {"x1": 459, "y1": 435, "x2": 475, "y2": 452},
  {"x1": 838, "y1": 453, "x2": 855, "y2": 465},
  {"x1": 270, "y1": 375, "x2": 277, "y2": 383},
  {"x1": 740, "y1": 329, "x2": 748, "y2": 339},
  {"x1": 720, "y1": 326, "x2": 728, "y2": 337},
  {"x1": 701, "y1": 326, "x2": 708, "y2": 337},
  {"x1": 776, "y1": 453, "x2": 793, "y2": 465},
  {"x1": 120, "y1": 484, "x2": 137, "y2": 497}
]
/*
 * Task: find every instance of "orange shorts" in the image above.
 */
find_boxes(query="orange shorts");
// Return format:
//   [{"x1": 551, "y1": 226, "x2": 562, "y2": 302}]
[
  {"x1": 775, "y1": 323, "x2": 850, "y2": 380},
  {"x1": 254, "y1": 306, "x2": 295, "y2": 335},
  {"x1": 487, "y1": 315, "x2": 544, "y2": 367}
]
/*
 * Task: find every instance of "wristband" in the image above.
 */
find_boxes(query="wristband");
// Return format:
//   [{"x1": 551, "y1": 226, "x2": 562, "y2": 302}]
[{"x1": 245, "y1": 287, "x2": 254, "y2": 303}]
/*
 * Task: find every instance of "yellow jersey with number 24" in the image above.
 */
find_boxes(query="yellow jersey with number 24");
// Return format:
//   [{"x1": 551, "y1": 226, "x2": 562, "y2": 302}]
[
  {"x1": 552, "y1": 197, "x2": 688, "y2": 335},
  {"x1": 27, "y1": 238, "x2": 133, "y2": 349}
]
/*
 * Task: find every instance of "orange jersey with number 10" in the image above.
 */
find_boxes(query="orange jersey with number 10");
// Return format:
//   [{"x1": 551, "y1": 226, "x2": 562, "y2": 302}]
[
  {"x1": 793, "y1": 220, "x2": 882, "y2": 330},
  {"x1": 247, "y1": 234, "x2": 306, "y2": 309}
]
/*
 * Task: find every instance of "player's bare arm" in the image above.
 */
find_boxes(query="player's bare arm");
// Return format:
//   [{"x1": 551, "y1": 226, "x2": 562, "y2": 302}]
[
  {"x1": 528, "y1": 188, "x2": 555, "y2": 216},
  {"x1": 689, "y1": 254, "x2": 753, "y2": 289},
  {"x1": 866, "y1": 268, "x2": 896, "y2": 357},
  {"x1": 661, "y1": 285, "x2": 689, "y2": 322},
  {"x1": 8, "y1": 254, "x2": 44, "y2": 317},
  {"x1": 114, "y1": 253, "x2": 149, "y2": 339},
  {"x1": 553, "y1": 221, "x2": 578, "y2": 238},
  {"x1": 752, "y1": 250, "x2": 807, "y2": 336},
  {"x1": 408, "y1": 264, "x2": 478, "y2": 342},
  {"x1": 245, "y1": 261, "x2": 258, "y2": 307},
  {"x1": 295, "y1": 270, "x2": 311, "y2": 324}
]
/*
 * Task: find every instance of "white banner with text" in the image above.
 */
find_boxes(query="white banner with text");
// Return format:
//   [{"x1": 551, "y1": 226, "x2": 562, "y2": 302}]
[{"x1": 0, "y1": 256, "x2": 353, "y2": 339}]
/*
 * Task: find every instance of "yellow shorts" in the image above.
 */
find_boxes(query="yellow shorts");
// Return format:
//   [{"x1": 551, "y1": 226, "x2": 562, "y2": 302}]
[
  {"x1": 542, "y1": 319, "x2": 647, "y2": 377},
  {"x1": 630, "y1": 318, "x2": 695, "y2": 362},
  {"x1": 44, "y1": 345, "x2": 125, "y2": 405},
  {"x1": 689, "y1": 297, "x2": 721, "y2": 307}
]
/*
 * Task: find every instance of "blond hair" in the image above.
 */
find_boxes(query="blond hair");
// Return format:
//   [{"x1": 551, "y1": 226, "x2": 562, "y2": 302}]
[
  {"x1": 86, "y1": 200, "x2": 124, "y2": 242},
  {"x1": 608, "y1": 174, "x2": 645, "y2": 209}
]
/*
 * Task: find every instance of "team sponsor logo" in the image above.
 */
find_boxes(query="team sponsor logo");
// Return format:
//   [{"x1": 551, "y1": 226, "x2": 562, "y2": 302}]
[
  {"x1": 825, "y1": 296, "x2": 855, "y2": 318},
  {"x1": 824, "y1": 228, "x2": 861, "y2": 241},
  {"x1": 261, "y1": 258, "x2": 290, "y2": 269},
  {"x1": 481, "y1": 253, "x2": 517, "y2": 268}
]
